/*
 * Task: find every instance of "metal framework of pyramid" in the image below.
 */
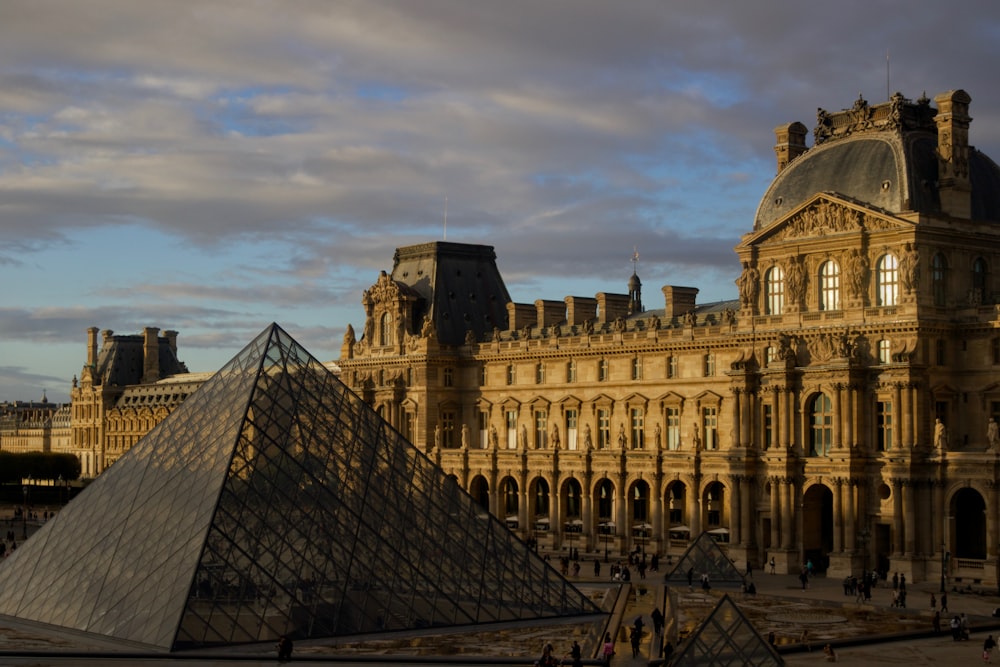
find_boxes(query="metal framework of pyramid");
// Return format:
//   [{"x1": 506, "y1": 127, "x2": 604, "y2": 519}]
[
  {"x1": 0, "y1": 324, "x2": 600, "y2": 651},
  {"x1": 664, "y1": 532, "x2": 746, "y2": 588},
  {"x1": 669, "y1": 594, "x2": 783, "y2": 666}
]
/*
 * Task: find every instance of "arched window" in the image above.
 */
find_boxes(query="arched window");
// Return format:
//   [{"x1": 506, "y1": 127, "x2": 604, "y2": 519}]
[
  {"x1": 597, "y1": 479, "x2": 614, "y2": 520},
  {"x1": 809, "y1": 393, "x2": 833, "y2": 456},
  {"x1": 819, "y1": 260, "x2": 840, "y2": 311},
  {"x1": 876, "y1": 254, "x2": 899, "y2": 307},
  {"x1": 766, "y1": 266, "x2": 785, "y2": 315},
  {"x1": 379, "y1": 312, "x2": 392, "y2": 346},
  {"x1": 502, "y1": 479, "x2": 519, "y2": 517},
  {"x1": 972, "y1": 257, "x2": 989, "y2": 304},
  {"x1": 534, "y1": 479, "x2": 550, "y2": 516},
  {"x1": 932, "y1": 253, "x2": 948, "y2": 306}
]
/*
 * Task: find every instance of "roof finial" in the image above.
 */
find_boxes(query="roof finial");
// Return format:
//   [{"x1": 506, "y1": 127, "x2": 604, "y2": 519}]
[{"x1": 631, "y1": 246, "x2": 639, "y2": 274}]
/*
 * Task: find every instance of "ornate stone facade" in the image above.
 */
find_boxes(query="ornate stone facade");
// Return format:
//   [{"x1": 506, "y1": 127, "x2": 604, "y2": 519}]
[{"x1": 337, "y1": 89, "x2": 1000, "y2": 586}]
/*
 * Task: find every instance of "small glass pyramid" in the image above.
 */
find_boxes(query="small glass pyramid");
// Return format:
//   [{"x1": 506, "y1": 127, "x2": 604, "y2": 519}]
[
  {"x1": 0, "y1": 324, "x2": 600, "y2": 650},
  {"x1": 668, "y1": 594, "x2": 783, "y2": 666},
  {"x1": 664, "y1": 531, "x2": 746, "y2": 588}
]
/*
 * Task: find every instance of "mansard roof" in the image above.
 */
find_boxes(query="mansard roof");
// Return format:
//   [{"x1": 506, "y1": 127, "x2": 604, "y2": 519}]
[
  {"x1": 391, "y1": 241, "x2": 512, "y2": 345},
  {"x1": 755, "y1": 92, "x2": 1000, "y2": 231}
]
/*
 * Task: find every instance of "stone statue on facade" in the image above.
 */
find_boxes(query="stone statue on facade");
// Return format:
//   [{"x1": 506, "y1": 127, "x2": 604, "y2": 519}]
[
  {"x1": 583, "y1": 424, "x2": 593, "y2": 450},
  {"x1": 464, "y1": 329, "x2": 477, "y2": 345},
  {"x1": 434, "y1": 424, "x2": 442, "y2": 450},
  {"x1": 988, "y1": 418, "x2": 999, "y2": 452},
  {"x1": 736, "y1": 262, "x2": 760, "y2": 309},
  {"x1": 490, "y1": 425, "x2": 499, "y2": 449},
  {"x1": 617, "y1": 424, "x2": 627, "y2": 449},
  {"x1": 786, "y1": 256, "x2": 806, "y2": 304},
  {"x1": 520, "y1": 425, "x2": 528, "y2": 450},
  {"x1": 934, "y1": 419, "x2": 948, "y2": 450},
  {"x1": 691, "y1": 424, "x2": 702, "y2": 451},
  {"x1": 845, "y1": 248, "x2": 868, "y2": 300},
  {"x1": 550, "y1": 425, "x2": 560, "y2": 450},
  {"x1": 654, "y1": 422, "x2": 662, "y2": 448},
  {"x1": 461, "y1": 424, "x2": 470, "y2": 449},
  {"x1": 900, "y1": 244, "x2": 919, "y2": 293}
]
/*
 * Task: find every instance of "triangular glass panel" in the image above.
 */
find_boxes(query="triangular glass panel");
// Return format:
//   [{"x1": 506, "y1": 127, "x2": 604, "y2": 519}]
[{"x1": 668, "y1": 594, "x2": 784, "y2": 666}]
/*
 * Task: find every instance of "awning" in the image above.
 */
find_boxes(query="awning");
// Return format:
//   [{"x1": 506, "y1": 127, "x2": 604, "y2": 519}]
[
  {"x1": 707, "y1": 527, "x2": 730, "y2": 535},
  {"x1": 566, "y1": 518, "x2": 584, "y2": 526},
  {"x1": 668, "y1": 525, "x2": 691, "y2": 533}
]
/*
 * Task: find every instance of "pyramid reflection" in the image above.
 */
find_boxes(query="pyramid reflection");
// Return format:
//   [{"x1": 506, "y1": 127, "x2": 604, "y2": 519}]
[{"x1": 0, "y1": 324, "x2": 600, "y2": 650}]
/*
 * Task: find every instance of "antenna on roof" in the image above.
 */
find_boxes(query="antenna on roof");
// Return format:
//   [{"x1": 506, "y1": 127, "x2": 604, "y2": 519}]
[{"x1": 443, "y1": 195, "x2": 448, "y2": 241}]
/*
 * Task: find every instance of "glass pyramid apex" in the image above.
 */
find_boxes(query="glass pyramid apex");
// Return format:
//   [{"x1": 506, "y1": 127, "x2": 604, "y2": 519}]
[
  {"x1": 664, "y1": 531, "x2": 746, "y2": 588},
  {"x1": 0, "y1": 324, "x2": 600, "y2": 650}
]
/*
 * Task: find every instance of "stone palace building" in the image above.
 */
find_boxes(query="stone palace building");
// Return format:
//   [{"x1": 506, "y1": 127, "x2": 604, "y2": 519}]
[{"x1": 26, "y1": 88, "x2": 1000, "y2": 585}]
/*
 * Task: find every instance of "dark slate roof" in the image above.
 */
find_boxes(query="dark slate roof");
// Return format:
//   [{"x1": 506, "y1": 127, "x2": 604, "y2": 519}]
[
  {"x1": 755, "y1": 132, "x2": 1000, "y2": 231},
  {"x1": 93, "y1": 335, "x2": 188, "y2": 388},
  {"x1": 391, "y1": 242, "x2": 512, "y2": 345}
]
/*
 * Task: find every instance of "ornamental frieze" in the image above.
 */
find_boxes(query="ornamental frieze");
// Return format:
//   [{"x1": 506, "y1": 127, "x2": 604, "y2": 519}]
[
  {"x1": 362, "y1": 270, "x2": 403, "y2": 307},
  {"x1": 771, "y1": 200, "x2": 898, "y2": 242}
]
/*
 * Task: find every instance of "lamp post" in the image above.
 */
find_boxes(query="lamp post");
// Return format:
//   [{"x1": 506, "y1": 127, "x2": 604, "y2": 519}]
[{"x1": 21, "y1": 475, "x2": 31, "y2": 540}]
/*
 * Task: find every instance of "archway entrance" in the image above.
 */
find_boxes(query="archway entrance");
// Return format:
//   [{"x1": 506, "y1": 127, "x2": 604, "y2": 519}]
[
  {"x1": 952, "y1": 488, "x2": 987, "y2": 559},
  {"x1": 802, "y1": 485, "x2": 833, "y2": 573}
]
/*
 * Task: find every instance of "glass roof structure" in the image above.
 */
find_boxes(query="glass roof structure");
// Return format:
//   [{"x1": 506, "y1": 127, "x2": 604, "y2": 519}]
[
  {"x1": 664, "y1": 531, "x2": 746, "y2": 588},
  {"x1": 0, "y1": 323, "x2": 600, "y2": 651},
  {"x1": 669, "y1": 594, "x2": 783, "y2": 666}
]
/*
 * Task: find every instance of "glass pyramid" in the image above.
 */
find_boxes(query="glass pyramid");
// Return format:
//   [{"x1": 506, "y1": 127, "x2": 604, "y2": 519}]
[
  {"x1": 664, "y1": 532, "x2": 746, "y2": 588},
  {"x1": 0, "y1": 324, "x2": 600, "y2": 651},
  {"x1": 668, "y1": 594, "x2": 783, "y2": 666}
]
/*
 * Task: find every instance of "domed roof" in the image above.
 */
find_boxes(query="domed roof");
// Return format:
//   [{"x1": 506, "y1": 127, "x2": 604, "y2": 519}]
[{"x1": 754, "y1": 92, "x2": 1000, "y2": 231}]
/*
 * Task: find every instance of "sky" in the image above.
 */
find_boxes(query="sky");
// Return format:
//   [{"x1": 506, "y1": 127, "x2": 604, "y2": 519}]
[{"x1": 2, "y1": 1, "x2": 1000, "y2": 404}]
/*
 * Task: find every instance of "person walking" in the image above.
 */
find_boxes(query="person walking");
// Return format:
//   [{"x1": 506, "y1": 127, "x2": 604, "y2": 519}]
[
  {"x1": 942, "y1": 592, "x2": 949, "y2": 613},
  {"x1": 567, "y1": 640, "x2": 583, "y2": 667},
  {"x1": 601, "y1": 632, "x2": 615, "y2": 665},
  {"x1": 985, "y1": 634, "x2": 997, "y2": 662},
  {"x1": 769, "y1": 556, "x2": 776, "y2": 574}
]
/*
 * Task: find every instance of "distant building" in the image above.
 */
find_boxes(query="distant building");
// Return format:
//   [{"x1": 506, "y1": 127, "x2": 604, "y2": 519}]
[{"x1": 0, "y1": 396, "x2": 70, "y2": 455}]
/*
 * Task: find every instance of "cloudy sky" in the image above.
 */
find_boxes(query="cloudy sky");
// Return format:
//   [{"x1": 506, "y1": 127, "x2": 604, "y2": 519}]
[{"x1": 2, "y1": 1, "x2": 999, "y2": 403}]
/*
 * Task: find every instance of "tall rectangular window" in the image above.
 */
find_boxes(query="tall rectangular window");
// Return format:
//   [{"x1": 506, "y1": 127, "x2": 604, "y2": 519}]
[
  {"x1": 667, "y1": 356, "x2": 678, "y2": 379},
  {"x1": 820, "y1": 260, "x2": 841, "y2": 311},
  {"x1": 597, "y1": 408, "x2": 610, "y2": 449},
  {"x1": 877, "y1": 254, "x2": 899, "y2": 306},
  {"x1": 599, "y1": 359, "x2": 609, "y2": 382},
  {"x1": 703, "y1": 407, "x2": 718, "y2": 450},
  {"x1": 630, "y1": 408, "x2": 644, "y2": 449},
  {"x1": 566, "y1": 409, "x2": 578, "y2": 450},
  {"x1": 704, "y1": 353, "x2": 715, "y2": 377},
  {"x1": 506, "y1": 410, "x2": 518, "y2": 449},
  {"x1": 534, "y1": 410, "x2": 547, "y2": 448},
  {"x1": 567, "y1": 360, "x2": 577, "y2": 382},
  {"x1": 632, "y1": 357, "x2": 642, "y2": 380},
  {"x1": 666, "y1": 407, "x2": 680, "y2": 450},
  {"x1": 441, "y1": 411, "x2": 456, "y2": 448},
  {"x1": 443, "y1": 367, "x2": 454, "y2": 387},
  {"x1": 478, "y1": 410, "x2": 488, "y2": 448},
  {"x1": 506, "y1": 364, "x2": 515, "y2": 385},
  {"x1": 536, "y1": 362, "x2": 545, "y2": 384},
  {"x1": 876, "y1": 401, "x2": 892, "y2": 451}
]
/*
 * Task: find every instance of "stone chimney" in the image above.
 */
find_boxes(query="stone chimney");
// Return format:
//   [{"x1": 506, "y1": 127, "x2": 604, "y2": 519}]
[
  {"x1": 774, "y1": 122, "x2": 808, "y2": 173},
  {"x1": 86, "y1": 327, "x2": 99, "y2": 367},
  {"x1": 163, "y1": 330, "x2": 178, "y2": 357},
  {"x1": 564, "y1": 296, "x2": 598, "y2": 327},
  {"x1": 934, "y1": 90, "x2": 972, "y2": 219},
  {"x1": 142, "y1": 327, "x2": 160, "y2": 384},
  {"x1": 662, "y1": 286, "x2": 699, "y2": 319}
]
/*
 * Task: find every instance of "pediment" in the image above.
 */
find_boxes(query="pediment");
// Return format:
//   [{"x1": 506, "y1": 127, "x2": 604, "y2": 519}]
[
  {"x1": 653, "y1": 390, "x2": 686, "y2": 404},
  {"x1": 739, "y1": 193, "x2": 913, "y2": 249}
]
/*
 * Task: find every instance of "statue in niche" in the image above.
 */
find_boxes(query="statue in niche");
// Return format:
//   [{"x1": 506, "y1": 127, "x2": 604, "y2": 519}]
[
  {"x1": 434, "y1": 424, "x2": 442, "y2": 449},
  {"x1": 583, "y1": 424, "x2": 593, "y2": 450},
  {"x1": 617, "y1": 424, "x2": 627, "y2": 449},
  {"x1": 520, "y1": 425, "x2": 528, "y2": 450},
  {"x1": 550, "y1": 425, "x2": 560, "y2": 450},
  {"x1": 845, "y1": 248, "x2": 868, "y2": 300},
  {"x1": 736, "y1": 262, "x2": 760, "y2": 308},
  {"x1": 934, "y1": 419, "x2": 948, "y2": 450},
  {"x1": 988, "y1": 418, "x2": 999, "y2": 452},
  {"x1": 899, "y1": 244, "x2": 919, "y2": 293},
  {"x1": 786, "y1": 256, "x2": 806, "y2": 303},
  {"x1": 654, "y1": 422, "x2": 662, "y2": 449},
  {"x1": 461, "y1": 424, "x2": 470, "y2": 449},
  {"x1": 489, "y1": 425, "x2": 499, "y2": 449}
]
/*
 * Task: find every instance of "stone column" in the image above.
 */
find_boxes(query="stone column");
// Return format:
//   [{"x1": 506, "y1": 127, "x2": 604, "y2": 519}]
[
  {"x1": 890, "y1": 479, "x2": 906, "y2": 557},
  {"x1": 615, "y1": 476, "x2": 627, "y2": 555},
  {"x1": 903, "y1": 480, "x2": 916, "y2": 555},
  {"x1": 844, "y1": 383, "x2": 855, "y2": 448},
  {"x1": 730, "y1": 475, "x2": 742, "y2": 546},
  {"x1": 690, "y1": 478, "x2": 702, "y2": 537},
  {"x1": 902, "y1": 382, "x2": 913, "y2": 448},
  {"x1": 833, "y1": 384, "x2": 843, "y2": 449},
  {"x1": 911, "y1": 384, "x2": 921, "y2": 450},
  {"x1": 844, "y1": 481, "x2": 856, "y2": 551},
  {"x1": 781, "y1": 479, "x2": 794, "y2": 550},
  {"x1": 988, "y1": 482, "x2": 998, "y2": 565},
  {"x1": 892, "y1": 383, "x2": 903, "y2": 450},
  {"x1": 652, "y1": 473, "x2": 664, "y2": 545},
  {"x1": 741, "y1": 475, "x2": 752, "y2": 548},
  {"x1": 732, "y1": 389, "x2": 742, "y2": 448},
  {"x1": 550, "y1": 476, "x2": 560, "y2": 548},
  {"x1": 772, "y1": 388, "x2": 782, "y2": 450},
  {"x1": 741, "y1": 390, "x2": 752, "y2": 447},
  {"x1": 933, "y1": 480, "x2": 943, "y2": 556},
  {"x1": 833, "y1": 478, "x2": 844, "y2": 553},
  {"x1": 770, "y1": 477, "x2": 780, "y2": 551},
  {"x1": 583, "y1": 481, "x2": 593, "y2": 550}
]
